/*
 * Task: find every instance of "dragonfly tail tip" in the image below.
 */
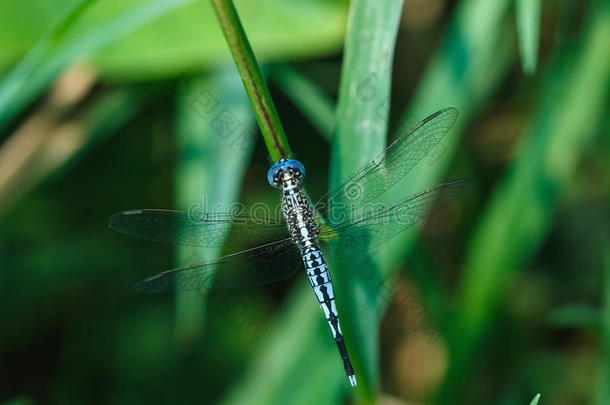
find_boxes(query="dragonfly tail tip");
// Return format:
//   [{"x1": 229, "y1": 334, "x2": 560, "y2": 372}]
[{"x1": 348, "y1": 374, "x2": 357, "y2": 387}]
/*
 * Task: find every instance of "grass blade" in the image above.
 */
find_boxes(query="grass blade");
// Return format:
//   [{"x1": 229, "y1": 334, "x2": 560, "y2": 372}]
[
  {"x1": 386, "y1": 0, "x2": 514, "y2": 270},
  {"x1": 220, "y1": 286, "x2": 344, "y2": 405},
  {"x1": 329, "y1": 0, "x2": 404, "y2": 400},
  {"x1": 0, "y1": 0, "x2": 98, "y2": 130},
  {"x1": 516, "y1": 0, "x2": 542, "y2": 75},
  {"x1": 0, "y1": 0, "x2": 195, "y2": 132},
  {"x1": 529, "y1": 393, "x2": 541, "y2": 405},
  {"x1": 174, "y1": 65, "x2": 255, "y2": 344},
  {"x1": 440, "y1": 4, "x2": 610, "y2": 402},
  {"x1": 378, "y1": 0, "x2": 516, "y2": 401}
]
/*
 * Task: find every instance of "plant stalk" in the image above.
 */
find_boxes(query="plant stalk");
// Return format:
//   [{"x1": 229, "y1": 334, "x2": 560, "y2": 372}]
[{"x1": 210, "y1": 0, "x2": 291, "y2": 162}]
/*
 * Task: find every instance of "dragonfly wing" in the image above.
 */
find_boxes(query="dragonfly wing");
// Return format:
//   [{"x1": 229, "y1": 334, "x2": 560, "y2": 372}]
[
  {"x1": 109, "y1": 209, "x2": 288, "y2": 247},
  {"x1": 135, "y1": 238, "x2": 301, "y2": 292},
  {"x1": 318, "y1": 179, "x2": 474, "y2": 258},
  {"x1": 315, "y1": 107, "x2": 458, "y2": 222}
]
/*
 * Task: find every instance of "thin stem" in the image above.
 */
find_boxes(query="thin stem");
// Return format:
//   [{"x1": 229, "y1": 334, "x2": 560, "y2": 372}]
[{"x1": 210, "y1": 0, "x2": 291, "y2": 162}]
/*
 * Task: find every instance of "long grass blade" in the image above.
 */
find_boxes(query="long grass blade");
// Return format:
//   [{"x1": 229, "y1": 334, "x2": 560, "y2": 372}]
[
  {"x1": 174, "y1": 65, "x2": 255, "y2": 344},
  {"x1": 516, "y1": 0, "x2": 542, "y2": 75},
  {"x1": 328, "y1": 0, "x2": 404, "y2": 400},
  {"x1": 529, "y1": 393, "x2": 541, "y2": 405},
  {"x1": 0, "y1": 0, "x2": 98, "y2": 130},
  {"x1": 439, "y1": 4, "x2": 610, "y2": 402},
  {"x1": 0, "y1": 0, "x2": 195, "y2": 132}
]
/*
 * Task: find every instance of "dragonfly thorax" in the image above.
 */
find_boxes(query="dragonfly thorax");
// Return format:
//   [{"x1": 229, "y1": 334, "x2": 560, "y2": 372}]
[{"x1": 281, "y1": 191, "x2": 320, "y2": 246}]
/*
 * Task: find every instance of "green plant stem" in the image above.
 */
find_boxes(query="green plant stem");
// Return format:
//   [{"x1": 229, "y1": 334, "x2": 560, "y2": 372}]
[
  {"x1": 329, "y1": 0, "x2": 404, "y2": 401},
  {"x1": 210, "y1": 0, "x2": 291, "y2": 162}
]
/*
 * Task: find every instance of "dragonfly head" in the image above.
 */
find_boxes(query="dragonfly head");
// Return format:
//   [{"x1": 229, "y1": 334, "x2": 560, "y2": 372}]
[{"x1": 267, "y1": 158, "x2": 306, "y2": 190}]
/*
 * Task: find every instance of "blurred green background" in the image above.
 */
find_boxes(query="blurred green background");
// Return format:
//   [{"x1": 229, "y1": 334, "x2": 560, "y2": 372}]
[{"x1": 0, "y1": 0, "x2": 608, "y2": 404}]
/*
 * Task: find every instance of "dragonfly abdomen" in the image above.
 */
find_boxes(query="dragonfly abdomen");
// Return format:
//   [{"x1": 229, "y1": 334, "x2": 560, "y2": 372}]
[
  {"x1": 302, "y1": 243, "x2": 357, "y2": 386},
  {"x1": 275, "y1": 163, "x2": 356, "y2": 386},
  {"x1": 303, "y1": 245, "x2": 340, "y2": 335}
]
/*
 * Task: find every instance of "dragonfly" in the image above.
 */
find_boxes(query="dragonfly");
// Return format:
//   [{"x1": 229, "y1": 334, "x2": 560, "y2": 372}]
[{"x1": 108, "y1": 107, "x2": 474, "y2": 387}]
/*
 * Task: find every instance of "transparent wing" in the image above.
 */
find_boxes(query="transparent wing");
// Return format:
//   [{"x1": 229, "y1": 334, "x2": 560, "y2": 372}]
[
  {"x1": 108, "y1": 209, "x2": 287, "y2": 247},
  {"x1": 315, "y1": 107, "x2": 458, "y2": 223},
  {"x1": 318, "y1": 179, "x2": 474, "y2": 258},
  {"x1": 134, "y1": 238, "x2": 302, "y2": 292}
]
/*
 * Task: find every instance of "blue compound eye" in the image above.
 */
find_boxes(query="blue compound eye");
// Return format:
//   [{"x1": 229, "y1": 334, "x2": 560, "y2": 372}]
[
  {"x1": 287, "y1": 159, "x2": 306, "y2": 179},
  {"x1": 267, "y1": 161, "x2": 284, "y2": 187},
  {"x1": 267, "y1": 159, "x2": 306, "y2": 188}
]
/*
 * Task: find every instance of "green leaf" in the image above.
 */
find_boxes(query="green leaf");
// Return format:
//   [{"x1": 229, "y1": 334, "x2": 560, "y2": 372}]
[
  {"x1": 329, "y1": 0, "x2": 404, "y2": 400},
  {"x1": 0, "y1": 0, "x2": 346, "y2": 138},
  {"x1": 529, "y1": 393, "x2": 541, "y2": 405},
  {"x1": 388, "y1": 0, "x2": 514, "y2": 271},
  {"x1": 441, "y1": 3, "x2": 610, "y2": 402},
  {"x1": 84, "y1": 0, "x2": 347, "y2": 79},
  {"x1": 516, "y1": 0, "x2": 542, "y2": 75},
  {"x1": 173, "y1": 65, "x2": 256, "y2": 344},
  {"x1": 220, "y1": 286, "x2": 344, "y2": 405},
  {"x1": 387, "y1": 0, "x2": 517, "y2": 402},
  {"x1": 0, "y1": 0, "x2": 347, "y2": 78},
  {"x1": 0, "y1": 0, "x2": 195, "y2": 131},
  {"x1": 0, "y1": 0, "x2": 98, "y2": 130}
]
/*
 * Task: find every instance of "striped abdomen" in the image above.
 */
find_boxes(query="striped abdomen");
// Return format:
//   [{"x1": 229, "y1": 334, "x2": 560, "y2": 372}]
[
  {"x1": 301, "y1": 243, "x2": 356, "y2": 386},
  {"x1": 281, "y1": 188, "x2": 356, "y2": 386}
]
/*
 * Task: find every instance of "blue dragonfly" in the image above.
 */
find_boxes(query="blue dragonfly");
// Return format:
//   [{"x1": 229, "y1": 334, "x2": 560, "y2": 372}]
[{"x1": 109, "y1": 107, "x2": 473, "y2": 387}]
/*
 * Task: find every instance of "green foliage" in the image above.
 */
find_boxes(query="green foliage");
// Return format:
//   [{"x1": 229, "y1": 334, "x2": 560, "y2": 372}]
[
  {"x1": 0, "y1": 87, "x2": 146, "y2": 215},
  {"x1": 548, "y1": 304, "x2": 599, "y2": 328},
  {"x1": 173, "y1": 65, "x2": 255, "y2": 343},
  {"x1": 516, "y1": 0, "x2": 542, "y2": 75},
  {"x1": 329, "y1": 0, "x2": 404, "y2": 400},
  {"x1": 0, "y1": 0, "x2": 346, "y2": 78},
  {"x1": 441, "y1": 5, "x2": 610, "y2": 401},
  {"x1": 0, "y1": 0, "x2": 194, "y2": 131},
  {"x1": 0, "y1": 0, "x2": 346, "y2": 130},
  {"x1": 1, "y1": 398, "x2": 34, "y2": 405},
  {"x1": 1, "y1": 0, "x2": 608, "y2": 404},
  {"x1": 272, "y1": 65, "x2": 335, "y2": 141},
  {"x1": 0, "y1": 0, "x2": 98, "y2": 130},
  {"x1": 210, "y1": 0, "x2": 291, "y2": 161},
  {"x1": 597, "y1": 247, "x2": 610, "y2": 405}
]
